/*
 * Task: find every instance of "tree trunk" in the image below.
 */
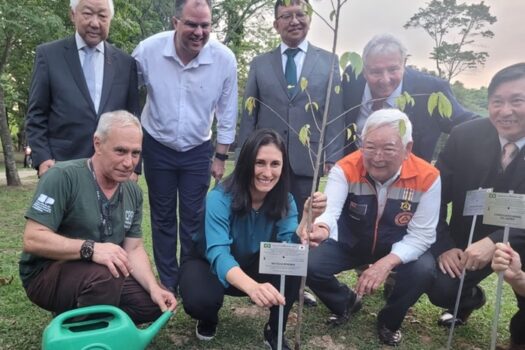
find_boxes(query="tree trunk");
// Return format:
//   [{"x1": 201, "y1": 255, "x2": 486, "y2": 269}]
[{"x1": 0, "y1": 86, "x2": 22, "y2": 186}]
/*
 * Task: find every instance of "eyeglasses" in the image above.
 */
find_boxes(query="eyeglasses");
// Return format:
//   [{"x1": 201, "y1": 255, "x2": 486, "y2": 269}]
[
  {"x1": 361, "y1": 146, "x2": 400, "y2": 158},
  {"x1": 99, "y1": 201, "x2": 114, "y2": 237},
  {"x1": 176, "y1": 17, "x2": 211, "y2": 30},
  {"x1": 277, "y1": 11, "x2": 307, "y2": 22}
]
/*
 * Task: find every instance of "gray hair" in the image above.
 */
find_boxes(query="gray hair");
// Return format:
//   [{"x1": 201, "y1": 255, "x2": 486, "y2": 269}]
[
  {"x1": 95, "y1": 110, "x2": 142, "y2": 142},
  {"x1": 362, "y1": 34, "x2": 407, "y2": 66},
  {"x1": 174, "y1": 0, "x2": 212, "y2": 18},
  {"x1": 70, "y1": 0, "x2": 115, "y2": 18},
  {"x1": 362, "y1": 109, "x2": 413, "y2": 147}
]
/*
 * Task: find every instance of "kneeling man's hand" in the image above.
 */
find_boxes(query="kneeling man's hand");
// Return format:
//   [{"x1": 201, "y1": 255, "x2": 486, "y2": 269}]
[
  {"x1": 438, "y1": 248, "x2": 464, "y2": 278},
  {"x1": 151, "y1": 285, "x2": 178, "y2": 312},
  {"x1": 93, "y1": 242, "x2": 131, "y2": 278}
]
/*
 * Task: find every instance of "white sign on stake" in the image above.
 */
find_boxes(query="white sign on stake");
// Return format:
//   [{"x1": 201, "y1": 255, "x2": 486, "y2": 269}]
[
  {"x1": 259, "y1": 242, "x2": 308, "y2": 277},
  {"x1": 463, "y1": 188, "x2": 492, "y2": 216},
  {"x1": 483, "y1": 192, "x2": 525, "y2": 229}
]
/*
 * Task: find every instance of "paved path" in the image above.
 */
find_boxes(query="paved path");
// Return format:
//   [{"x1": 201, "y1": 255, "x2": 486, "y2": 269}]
[{"x1": 0, "y1": 168, "x2": 37, "y2": 186}]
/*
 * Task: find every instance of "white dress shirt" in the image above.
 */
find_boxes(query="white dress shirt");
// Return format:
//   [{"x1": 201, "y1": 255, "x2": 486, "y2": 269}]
[
  {"x1": 279, "y1": 40, "x2": 308, "y2": 80},
  {"x1": 133, "y1": 30, "x2": 238, "y2": 152},
  {"x1": 75, "y1": 32, "x2": 104, "y2": 112}
]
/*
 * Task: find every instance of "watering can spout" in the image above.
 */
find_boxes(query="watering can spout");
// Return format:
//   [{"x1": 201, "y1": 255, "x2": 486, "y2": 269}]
[{"x1": 138, "y1": 311, "x2": 173, "y2": 348}]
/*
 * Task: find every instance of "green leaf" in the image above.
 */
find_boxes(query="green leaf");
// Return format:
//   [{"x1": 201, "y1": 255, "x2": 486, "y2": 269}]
[
  {"x1": 427, "y1": 92, "x2": 439, "y2": 116},
  {"x1": 305, "y1": 2, "x2": 313, "y2": 17},
  {"x1": 329, "y1": 10, "x2": 336, "y2": 22},
  {"x1": 348, "y1": 52, "x2": 363, "y2": 78},
  {"x1": 299, "y1": 124, "x2": 311, "y2": 146},
  {"x1": 396, "y1": 95, "x2": 407, "y2": 111},
  {"x1": 334, "y1": 85, "x2": 341, "y2": 94},
  {"x1": 437, "y1": 92, "x2": 453, "y2": 118},
  {"x1": 300, "y1": 77, "x2": 308, "y2": 92},
  {"x1": 244, "y1": 96, "x2": 256, "y2": 116},
  {"x1": 399, "y1": 119, "x2": 406, "y2": 138},
  {"x1": 340, "y1": 52, "x2": 351, "y2": 71},
  {"x1": 346, "y1": 123, "x2": 357, "y2": 141},
  {"x1": 304, "y1": 102, "x2": 319, "y2": 112},
  {"x1": 395, "y1": 91, "x2": 415, "y2": 111}
]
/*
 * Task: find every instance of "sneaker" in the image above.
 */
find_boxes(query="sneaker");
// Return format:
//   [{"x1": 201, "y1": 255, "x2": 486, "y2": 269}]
[
  {"x1": 195, "y1": 320, "x2": 217, "y2": 341},
  {"x1": 263, "y1": 323, "x2": 291, "y2": 350},
  {"x1": 437, "y1": 286, "x2": 486, "y2": 328},
  {"x1": 326, "y1": 292, "x2": 362, "y2": 326},
  {"x1": 377, "y1": 323, "x2": 402, "y2": 346},
  {"x1": 303, "y1": 290, "x2": 318, "y2": 307}
]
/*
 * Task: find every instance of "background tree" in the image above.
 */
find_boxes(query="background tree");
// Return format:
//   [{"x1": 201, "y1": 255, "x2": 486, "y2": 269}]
[
  {"x1": 0, "y1": 0, "x2": 67, "y2": 185},
  {"x1": 404, "y1": 0, "x2": 496, "y2": 82}
]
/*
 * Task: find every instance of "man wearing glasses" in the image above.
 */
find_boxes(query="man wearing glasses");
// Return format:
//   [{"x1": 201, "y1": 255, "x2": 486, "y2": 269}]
[
  {"x1": 19, "y1": 111, "x2": 177, "y2": 323},
  {"x1": 302, "y1": 109, "x2": 439, "y2": 346},
  {"x1": 342, "y1": 34, "x2": 477, "y2": 162},
  {"x1": 132, "y1": 0, "x2": 237, "y2": 296},
  {"x1": 237, "y1": 0, "x2": 343, "y2": 307}
]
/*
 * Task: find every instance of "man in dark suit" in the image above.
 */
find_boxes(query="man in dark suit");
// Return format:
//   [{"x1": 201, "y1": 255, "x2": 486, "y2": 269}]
[
  {"x1": 342, "y1": 34, "x2": 476, "y2": 162},
  {"x1": 427, "y1": 63, "x2": 525, "y2": 349},
  {"x1": 25, "y1": 0, "x2": 139, "y2": 177},
  {"x1": 238, "y1": 0, "x2": 344, "y2": 217}
]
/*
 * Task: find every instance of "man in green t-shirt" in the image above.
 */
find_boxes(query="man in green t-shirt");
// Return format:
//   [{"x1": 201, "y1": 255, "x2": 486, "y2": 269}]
[{"x1": 19, "y1": 110, "x2": 177, "y2": 323}]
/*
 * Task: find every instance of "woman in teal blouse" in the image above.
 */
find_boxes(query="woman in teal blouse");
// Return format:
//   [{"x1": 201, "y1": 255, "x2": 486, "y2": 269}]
[{"x1": 179, "y1": 129, "x2": 325, "y2": 350}]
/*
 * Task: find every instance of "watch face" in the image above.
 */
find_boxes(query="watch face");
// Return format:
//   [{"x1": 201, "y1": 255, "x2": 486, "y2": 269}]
[{"x1": 80, "y1": 241, "x2": 94, "y2": 260}]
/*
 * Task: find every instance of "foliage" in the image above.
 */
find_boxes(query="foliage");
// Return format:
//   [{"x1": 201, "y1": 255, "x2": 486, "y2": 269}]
[
  {"x1": 404, "y1": 0, "x2": 497, "y2": 82},
  {"x1": 451, "y1": 81, "x2": 488, "y2": 117}
]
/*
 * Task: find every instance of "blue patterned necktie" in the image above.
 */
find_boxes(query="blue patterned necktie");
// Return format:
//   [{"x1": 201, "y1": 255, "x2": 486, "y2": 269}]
[
  {"x1": 284, "y1": 48, "x2": 300, "y2": 96},
  {"x1": 82, "y1": 46, "x2": 96, "y2": 104}
]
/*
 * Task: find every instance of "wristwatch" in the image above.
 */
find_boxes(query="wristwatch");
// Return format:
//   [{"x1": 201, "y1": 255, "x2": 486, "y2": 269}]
[
  {"x1": 80, "y1": 239, "x2": 95, "y2": 261},
  {"x1": 214, "y1": 152, "x2": 229, "y2": 161}
]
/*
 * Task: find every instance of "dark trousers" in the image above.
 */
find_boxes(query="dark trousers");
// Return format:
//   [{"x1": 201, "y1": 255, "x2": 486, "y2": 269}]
[
  {"x1": 25, "y1": 261, "x2": 161, "y2": 324},
  {"x1": 427, "y1": 264, "x2": 525, "y2": 345},
  {"x1": 179, "y1": 255, "x2": 301, "y2": 332},
  {"x1": 289, "y1": 167, "x2": 319, "y2": 221},
  {"x1": 142, "y1": 130, "x2": 212, "y2": 291},
  {"x1": 307, "y1": 239, "x2": 436, "y2": 331}
]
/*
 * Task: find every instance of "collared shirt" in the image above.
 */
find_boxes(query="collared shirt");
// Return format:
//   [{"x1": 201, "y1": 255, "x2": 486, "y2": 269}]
[
  {"x1": 75, "y1": 32, "x2": 104, "y2": 112},
  {"x1": 355, "y1": 82, "x2": 403, "y2": 139},
  {"x1": 132, "y1": 30, "x2": 238, "y2": 152},
  {"x1": 499, "y1": 136, "x2": 525, "y2": 151},
  {"x1": 316, "y1": 159, "x2": 440, "y2": 263},
  {"x1": 279, "y1": 40, "x2": 308, "y2": 80}
]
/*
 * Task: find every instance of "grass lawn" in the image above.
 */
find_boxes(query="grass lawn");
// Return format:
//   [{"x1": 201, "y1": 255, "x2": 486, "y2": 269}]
[{"x1": 0, "y1": 161, "x2": 518, "y2": 349}]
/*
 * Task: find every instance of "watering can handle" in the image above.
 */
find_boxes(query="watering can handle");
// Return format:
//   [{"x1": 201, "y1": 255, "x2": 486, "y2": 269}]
[{"x1": 52, "y1": 305, "x2": 125, "y2": 325}]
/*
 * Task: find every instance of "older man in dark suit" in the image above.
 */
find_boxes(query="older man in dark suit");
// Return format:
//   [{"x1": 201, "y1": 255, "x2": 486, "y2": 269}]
[
  {"x1": 427, "y1": 63, "x2": 525, "y2": 350},
  {"x1": 26, "y1": 0, "x2": 139, "y2": 177},
  {"x1": 342, "y1": 34, "x2": 477, "y2": 162},
  {"x1": 238, "y1": 0, "x2": 344, "y2": 219}
]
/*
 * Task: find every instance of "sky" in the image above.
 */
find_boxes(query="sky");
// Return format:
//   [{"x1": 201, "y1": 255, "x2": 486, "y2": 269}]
[{"x1": 307, "y1": 0, "x2": 525, "y2": 88}]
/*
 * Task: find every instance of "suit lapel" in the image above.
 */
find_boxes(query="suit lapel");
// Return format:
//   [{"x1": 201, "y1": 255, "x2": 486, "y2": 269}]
[
  {"x1": 99, "y1": 42, "x2": 116, "y2": 117},
  {"x1": 63, "y1": 36, "x2": 96, "y2": 114},
  {"x1": 270, "y1": 47, "x2": 289, "y2": 97}
]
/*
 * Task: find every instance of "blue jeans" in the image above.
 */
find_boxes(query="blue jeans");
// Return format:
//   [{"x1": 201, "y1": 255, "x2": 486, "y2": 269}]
[
  {"x1": 142, "y1": 130, "x2": 212, "y2": 290},
  {"x1": 307, "y1": 239, "x2": 436, "y2": 331}
]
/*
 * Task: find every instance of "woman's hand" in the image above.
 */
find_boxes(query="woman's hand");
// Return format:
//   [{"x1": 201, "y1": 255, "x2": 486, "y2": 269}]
[{"x1": 246, "y1": 282, "x2": 285, "y2": 307}]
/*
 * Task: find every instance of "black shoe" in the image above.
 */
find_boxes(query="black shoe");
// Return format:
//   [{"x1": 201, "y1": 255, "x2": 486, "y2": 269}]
[
  {"x1": 263, "y1": 323, "x2": 291, "y2": 350},
  {"x1": 303, "y1": 290, "x2": 318, "y2": 307},
  {"x1": 195, "y1": 320, "x2": 217, "y2": 341},
  {"x1": 437, "y1": 286, "x2": 486, "y2": 328},
  {"x1": 326, "y1": 292, "x2": 362, "y2": 326},
  {"x1": 377, "y1": 323, "x2": 402, "y2": 346}
]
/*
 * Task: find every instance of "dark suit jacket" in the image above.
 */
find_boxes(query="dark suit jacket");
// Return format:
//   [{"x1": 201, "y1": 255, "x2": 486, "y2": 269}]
[
  {"x1": 238, "y1": 43, "x2": 344, "y2": 177},
  {"x1": 431, "y1": 118, "x2": 525, "y2": 256},
  {"x1": 342, "y1": 67, "x2": 477, "y2": 161},
  {"x1": 25, "y1": 36, "x2": 139, "y2": 168}
]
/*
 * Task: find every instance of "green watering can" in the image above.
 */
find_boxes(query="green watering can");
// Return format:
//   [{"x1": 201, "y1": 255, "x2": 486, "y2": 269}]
[{"x1": 42, "y1": 305, "x2": 173, "y2": 350}]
